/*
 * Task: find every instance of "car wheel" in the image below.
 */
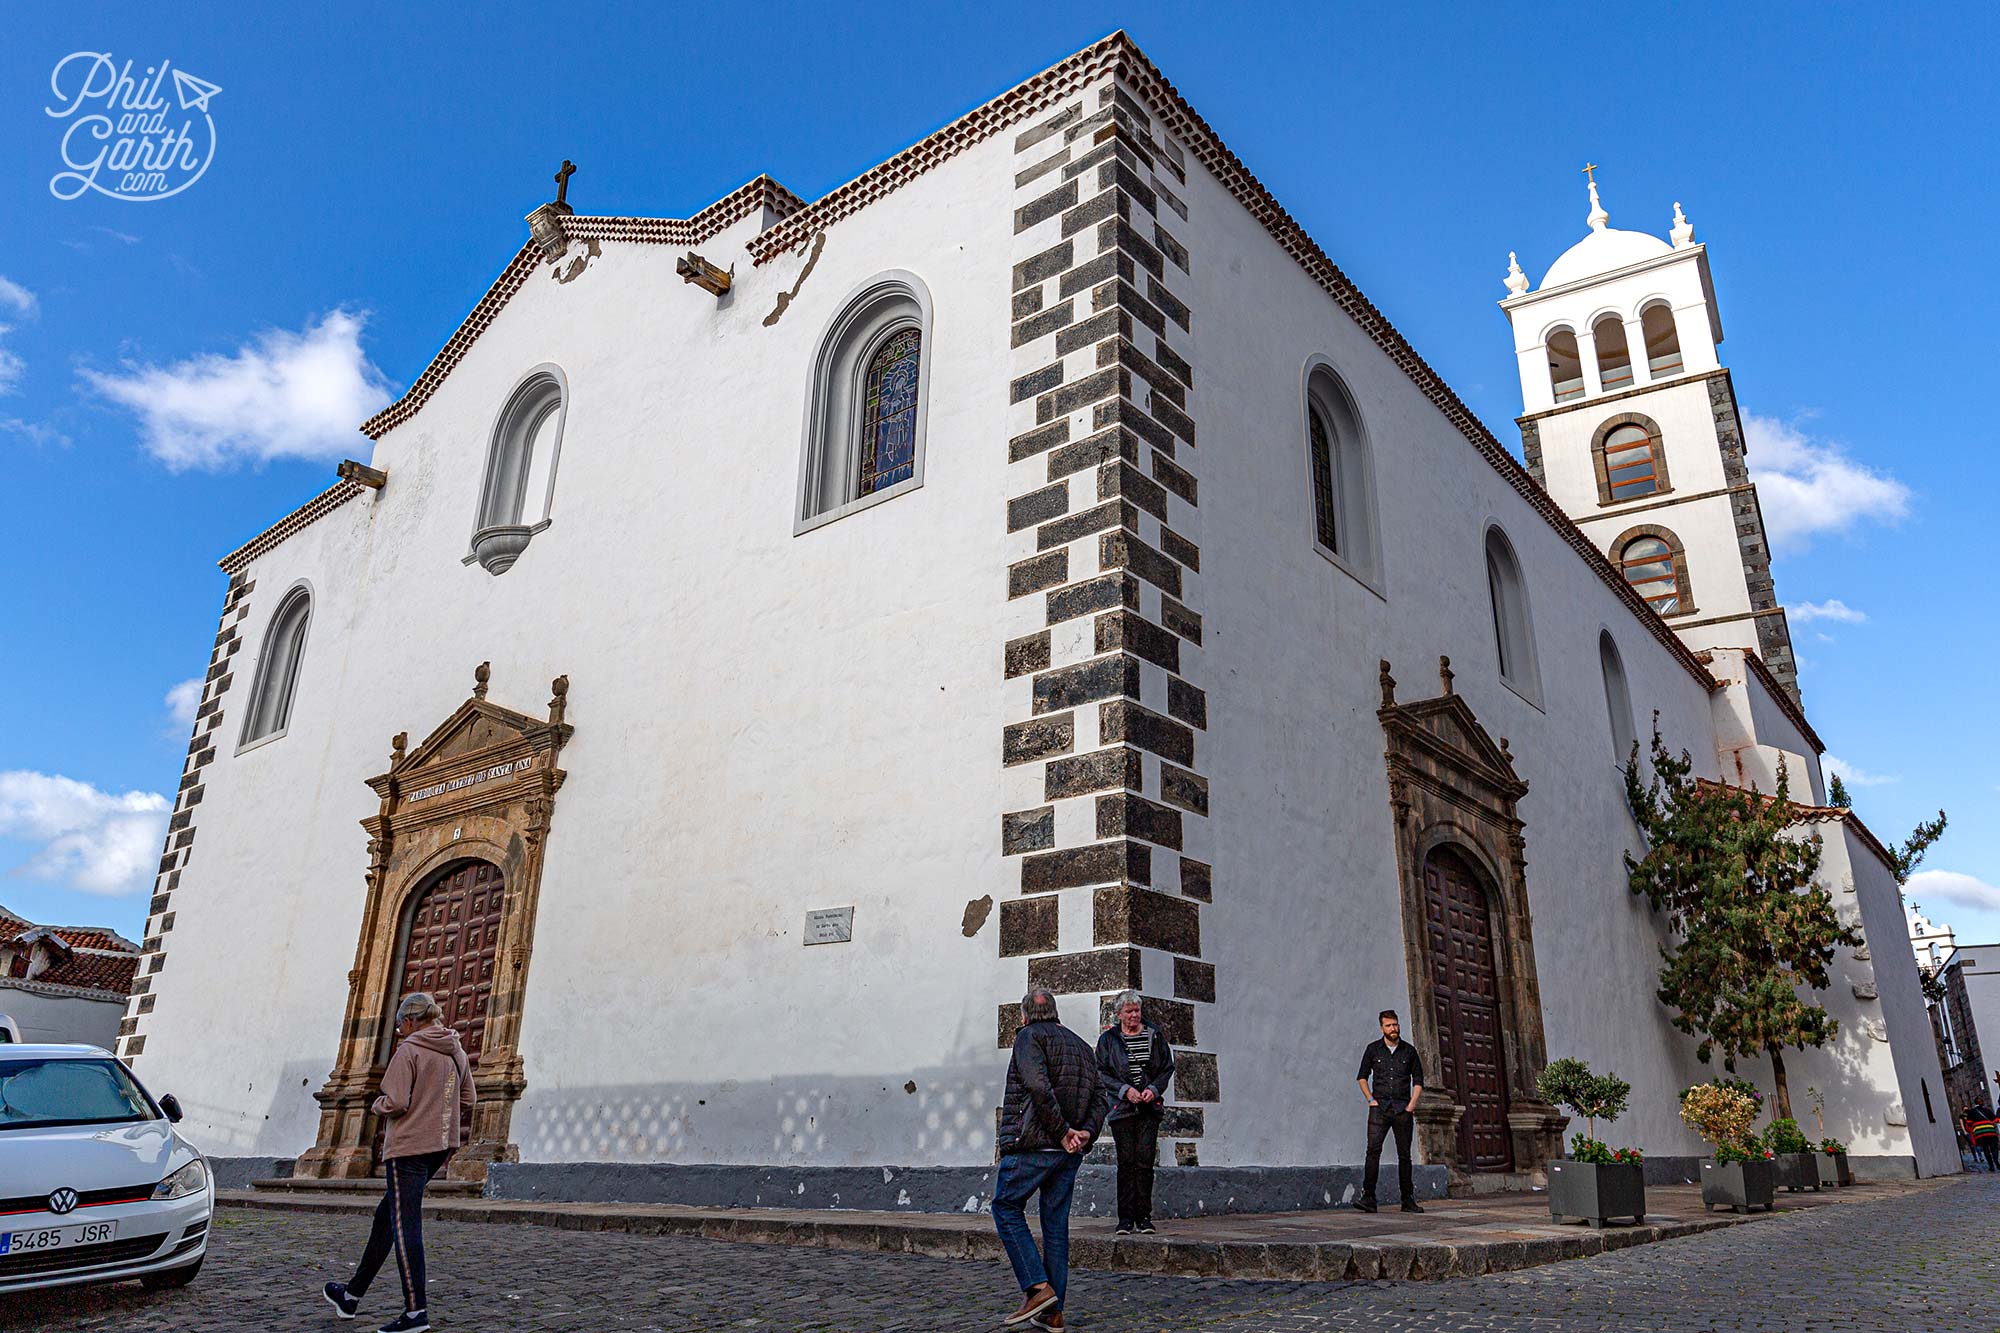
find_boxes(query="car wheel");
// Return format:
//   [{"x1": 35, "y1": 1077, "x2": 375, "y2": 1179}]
[{"x1": 140, "y1": 1258, "x2": 203, "y2": 1290}]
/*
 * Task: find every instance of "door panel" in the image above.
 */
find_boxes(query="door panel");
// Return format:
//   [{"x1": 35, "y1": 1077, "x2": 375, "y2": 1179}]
[{"x1": 1423, "y1": 849, "x2": 1513, "y2": 1171}]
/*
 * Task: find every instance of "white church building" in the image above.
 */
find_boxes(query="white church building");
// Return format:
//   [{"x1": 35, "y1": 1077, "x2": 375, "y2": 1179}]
[{"x1": 121, "y1": 33, "x2": 1958, "y2": 1207}]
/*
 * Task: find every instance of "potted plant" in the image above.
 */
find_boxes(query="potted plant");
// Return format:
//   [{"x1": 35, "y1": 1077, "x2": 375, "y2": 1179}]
[
  {"x1": 1805, "y1": 1087, "x2": 1851, "y2": 1186},
  {"x1": 1681, "y1": 1081, "x2": 1774, "y2": 1214},
  {"x1": 1763, "y1": 1116, "x2": 1821, "y2": 1191},
  {"x1": 1538, "y1": 1058, "x2": 1646, "y2": 1227}
]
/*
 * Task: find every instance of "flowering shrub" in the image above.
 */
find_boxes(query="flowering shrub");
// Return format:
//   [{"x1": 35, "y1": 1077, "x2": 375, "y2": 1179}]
[
  {"x1": 1539, "y1": 1057, "x2": 1639, "y2": 1164},
  {"x1": 1819, "y1": 1138, "x2": 1847, "y2": 1155},
  {"x1": 1680, "y1": 1081, "x2": 1759, "y2": 1159},
  {"x1": 1713, "y1": 1139, "x2": 1755, "y2": 1164},
  {"x1": 1610, "y1": 1146, "x2": 1644, "y2": 1164},
  {"x1": 1762, "y1": 1117, "x2": 1811, "y2": 1154}
]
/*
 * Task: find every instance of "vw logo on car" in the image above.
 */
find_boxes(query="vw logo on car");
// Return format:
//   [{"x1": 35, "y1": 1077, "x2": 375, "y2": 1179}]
[{"x1": 45, "y1": 1189, "x2": 78, "y2": 1215}]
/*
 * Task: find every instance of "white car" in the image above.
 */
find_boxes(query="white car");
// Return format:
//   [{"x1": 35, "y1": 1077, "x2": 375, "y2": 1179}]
[{"x1": 0, "y1": 1045, "x2": 210, "y2": 1295}]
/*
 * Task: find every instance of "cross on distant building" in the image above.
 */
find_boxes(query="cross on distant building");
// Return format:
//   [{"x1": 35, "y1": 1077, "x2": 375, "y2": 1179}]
[
  {"x1": 554, "y1": 159, "x2": 576, "y2": 206},
  {"x1": 1580, "y1": 162, "x2": 1599, "y2": 186}
]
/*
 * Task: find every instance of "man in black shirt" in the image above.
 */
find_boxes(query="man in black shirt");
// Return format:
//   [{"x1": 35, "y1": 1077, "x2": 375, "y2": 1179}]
[{"x1": 1354, "y1": 1009, "x2": 1425, "y2": 1213}]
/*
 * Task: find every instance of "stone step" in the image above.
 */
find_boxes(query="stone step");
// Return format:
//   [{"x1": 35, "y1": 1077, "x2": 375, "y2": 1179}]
[{"x1": 250, "y1": 1176, "x2": 484, "y2": 1197}]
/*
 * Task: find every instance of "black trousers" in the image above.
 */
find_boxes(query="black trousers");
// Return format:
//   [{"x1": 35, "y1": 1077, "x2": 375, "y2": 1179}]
[
  {"x1": 350, "y1": 1150, "x2": 450, "y2": 1312},
  {"x1": 1980, "y1": 1139, "x2": 1999, "y2": 1170},
  {"x1": 1362, "y1": 1105, "x2": 1413, "y2": 1202},
  {"x1": 1110, "y1": 1114, "x2": 1159, "y2": 1225}
]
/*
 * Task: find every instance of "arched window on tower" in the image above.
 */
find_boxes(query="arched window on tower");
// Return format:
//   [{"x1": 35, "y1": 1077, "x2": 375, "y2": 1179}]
[
  {"x1": 1599, "y1": 421, "x2": 1666, "y2": 502},
  {"x1": 1485, "y1": 526, "x2": 1541, "y2": 700},
  {"x1": 1303, "y1": 363, "x2": 1384, "y2": 586},
  {"x1": 240, "y1": 585, "x2": 311, "y2": 748},
  {"x1": 1546, "y1": 327, "x2": 1583, "y2": 403},
  {"x1": 1599, "y1": 630, "x2": 1636, "y2": 766},
  {"x1": 798, "y1": 273, "x2": 933, "y2": 530},
  {"x1": 1641, "y1": 303, "x2": 1683, "y2": 379},
  {"x1": 1616, "y1": 528, "x2": 1694, "y2": 617},
  {"x1": 1593, "y1": 315, "x2": 1634, "y2": 391},
  {"x1": 470, "y1": 368, "x2": 567, "y2": 575}
]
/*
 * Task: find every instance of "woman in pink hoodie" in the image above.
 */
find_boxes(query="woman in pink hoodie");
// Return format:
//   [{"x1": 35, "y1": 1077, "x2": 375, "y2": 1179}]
[{"x1": 322, "y1": 992, "x2": 476, "y2": 1333}]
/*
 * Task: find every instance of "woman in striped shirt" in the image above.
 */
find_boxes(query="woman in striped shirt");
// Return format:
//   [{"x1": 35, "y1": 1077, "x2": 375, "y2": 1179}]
[{"x1": 1095, "y1": 990, "x2": 1175, "y2": 1234}]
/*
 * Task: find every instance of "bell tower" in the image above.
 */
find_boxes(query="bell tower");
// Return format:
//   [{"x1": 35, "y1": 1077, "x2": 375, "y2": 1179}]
[{"x1": 1499, "y1": 174, "x2": 1798, "y2": 702}]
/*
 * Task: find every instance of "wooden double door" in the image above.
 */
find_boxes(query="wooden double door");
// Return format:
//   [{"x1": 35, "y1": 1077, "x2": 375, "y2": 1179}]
[
  {"x1": 373, "y1": 858, "x2": 506, "y2": 1165},
  {"x1": 1422, "y1": 847, "x2": 1513, "y2": 1172}
]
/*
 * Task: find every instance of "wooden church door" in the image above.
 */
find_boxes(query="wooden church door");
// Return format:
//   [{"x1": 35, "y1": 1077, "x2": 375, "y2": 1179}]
[
  {"x1": 1422, "y1": 847, "x2": 1514, "y2": 1171},
  {"x1": 375, "y1": 859, "x2": 506, "y2": 1164}
]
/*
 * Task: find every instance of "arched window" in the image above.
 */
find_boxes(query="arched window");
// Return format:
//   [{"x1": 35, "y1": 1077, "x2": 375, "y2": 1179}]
[
  {"x1": 1546, "y1": 327, "x2": 1583, "y2": 403},
  {"x1": 1615, "y1": 527, "x2": 1694, "y2": 617},
  {"x1": 470, "y1": 368, "x2": 567, "y2": 575},
  {"x1": 1593, "y1": 315, "x2": 1633, "y2": 391},
  {"x1": 799, "y1": 273, "x2": 932, "y2": 529},
  {"x1": 1303, "y1": 363, "x2": 1383, "y2": 586},
  {"x1": 1595, "y1": 420, "x2": 1667, "y2": 503},
  {"x1": 1484, "y1": 526, "x2": 1540, "y2": 699},
  {"x1": 1599, "y1": 631, "x2": 1636, "y2": 765},
  {"x1": 1641, "y1": 303, "x2": 1682, "y2": 378},
  {"x1": 241, "y1": 585, "x2": 311, "y2": 747}
]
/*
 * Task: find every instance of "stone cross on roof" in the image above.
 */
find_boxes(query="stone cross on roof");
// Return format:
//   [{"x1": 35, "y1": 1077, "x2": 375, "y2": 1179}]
[{"x1": 554, "y1": 160, "x2": 576, "y2": 207}]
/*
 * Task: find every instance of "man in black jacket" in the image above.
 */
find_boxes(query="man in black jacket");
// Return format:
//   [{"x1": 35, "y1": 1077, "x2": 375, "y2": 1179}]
[
  {"x1": 991, "y1": 988, "x2": 1109, "y2": 1329},
  {"x1": 1095, "y1": 989, "x2": 1174, "y2": 1235},
  {"x1": 1354, "y1": 1009, "x2": 1425, "y2": 1213}
]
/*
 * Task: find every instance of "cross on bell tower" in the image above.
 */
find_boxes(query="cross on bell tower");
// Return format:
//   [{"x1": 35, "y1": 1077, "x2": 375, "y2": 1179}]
[{"x1": 554, "y1": 160, "x2": 576, "y2": 207}]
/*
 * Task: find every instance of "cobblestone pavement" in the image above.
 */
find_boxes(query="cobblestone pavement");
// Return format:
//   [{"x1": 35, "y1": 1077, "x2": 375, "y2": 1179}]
[{"x1": 7, "y1": 1174, "x2": 1995, "y2": 1333}]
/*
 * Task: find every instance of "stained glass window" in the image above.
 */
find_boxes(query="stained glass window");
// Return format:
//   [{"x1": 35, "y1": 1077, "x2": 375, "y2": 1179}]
[
  {"x1": 1619, "y1": 535, "x2": 1683, "y2": 614},
  {"x1": 858, "y1": 327, "x2": 921, "y2": 497},
  {"x1": 1308, "y1": 406, "x2": 1339, "y2": 552}
]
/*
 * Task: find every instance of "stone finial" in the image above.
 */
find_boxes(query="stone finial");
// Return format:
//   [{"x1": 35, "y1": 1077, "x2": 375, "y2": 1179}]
[
  {"x1": 1499, "y1": 737, "x2": 1513, "y2": 761},
  {"x1": 1378, "y1": 660, "x2": 1397, "y2": 708},
  {"x1": 1504, "y1": 251, "x2": 1528, "y2": 297},
  {"x1": 391, "y1": 731, "x2": 408, "y2": 766},
  {"x1": 549, "y1": 674, "x2": 570, "y2": 727},
  {"x1": 1586, "y1": 178, "x2": 1609, "y2": 232},
  {"x1": 1439, "y1": 655, "x2": 1455, "y2": 695},
  {"x1": 473, "y1": 661, "x2": 491, "y2": 699},
  {"x1": 1670, "y1": 201, "x2": 1695, "y2": 248}
]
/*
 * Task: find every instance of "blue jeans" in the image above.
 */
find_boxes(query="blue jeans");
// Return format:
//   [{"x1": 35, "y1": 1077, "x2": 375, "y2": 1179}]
[{"x1": 991, "y1": 1150, "x2": 1081, "y2": 1307}]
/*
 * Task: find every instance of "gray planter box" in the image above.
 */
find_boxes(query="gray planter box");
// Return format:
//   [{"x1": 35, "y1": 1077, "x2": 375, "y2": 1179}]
[
  {"x1": 1816, "y1": 1151, "x2": 1851, "y2": 1187},
  {"x1": 1775, "y1": 1151, "x2": 1822, "y2": 1191},
  {"x1": 1546, "y1": 1159, "x2": 1646, "y2": 1227},
  {"x1": 1700, "y1": 1158, "x2": 1776, "y2": 1213}
]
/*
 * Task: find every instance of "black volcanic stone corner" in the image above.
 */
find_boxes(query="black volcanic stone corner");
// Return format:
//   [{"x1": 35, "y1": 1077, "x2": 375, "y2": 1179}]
[
  {"x1": 1174, "y1": 1050, "x2": 1219, "y2": 1102},
  {"x1": 1008, "y1": 549, "x2": 1068, "y2": 599},
  {"x1": 1044, "y1": 746, "x2": 1145, "y2": 800},
  {"x1": 1003, "y1": 713, "x2": 1074, "y2": 767},
  {"x1": 1022, "y1": 839, "x2": 1151, "y2": 894},
  {"x1": 998, "y1": 895, "x2": 1059, "y2": 957},
  {"x1": 1002, "y1": 806, "x2": 1055, "y2": 856},
  {"x1": 1095, "y1": 791, "x2": 1184, "y2": 850},
  {"x1": 1093, "y1": 884, "x2": 1200, "y2": 954},
  {"x1": 1029, "y1": 946, "x2": 1142, "y2": 994},
  {"x1": 1173, "y1": 957, "x2": 1216, "y2": 1004},
  {"x1": 1033, "y1": 653, "x2": 1141, "y2": 714},
  {"x1": 1046, "y1": 571, "x2": 1139, "y2": 625},
  {"x1": 1094, "y1": 610, "x2": 1180, "y2": 672},
  {"x1": 1178, "y1": 857, "x2": 1212, "y2": 901},
  {"x1": 1160, "y1": 762, "x2": 1209, "y2": 816},
  {"x1": 1099, "y1": 699, "x2": 1194, "y2": 767},
  {"x1": 1004, "y1": 630, "x2": 1052, "y2": 679}
]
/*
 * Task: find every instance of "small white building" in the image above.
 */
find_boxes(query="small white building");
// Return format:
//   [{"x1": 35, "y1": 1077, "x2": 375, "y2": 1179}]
[{"x1": 120, "y1": 33, "x2": 1957, "y2": 1206}]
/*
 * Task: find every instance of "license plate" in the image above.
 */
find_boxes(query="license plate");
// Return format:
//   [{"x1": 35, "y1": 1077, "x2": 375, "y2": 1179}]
[{"x1": 0, "y1": 1220, "x2": 117, "y2": 1254}]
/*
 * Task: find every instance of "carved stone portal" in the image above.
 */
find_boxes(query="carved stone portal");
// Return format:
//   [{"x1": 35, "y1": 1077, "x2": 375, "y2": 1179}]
[
  {"x1": 1378, "y1": 659, "x2": 1565, "y2": 1190},
  {"x1": 293, "y1": 670, "x2": 571, "y2": 1183}
]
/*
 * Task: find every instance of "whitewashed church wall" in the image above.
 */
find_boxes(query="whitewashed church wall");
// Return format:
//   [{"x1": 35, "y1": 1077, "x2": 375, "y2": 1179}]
[
  {"x1": 1173, "y1": 153, "x2": 1728, "y2": 1166},
  {"x1": 1742, "y1": 826, "x2": 1960, "y2": 1173},
  {"x1": 1705, "y1": 648, "x2": 1825, "y2": 804},
  {"x1": 139, "y1": 134, "x2": 1037, "y2": 1168}
]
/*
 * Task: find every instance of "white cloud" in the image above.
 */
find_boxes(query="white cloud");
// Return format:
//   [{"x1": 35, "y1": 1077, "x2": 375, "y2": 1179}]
[
  {"x1": 93, "y1": 226, "x2": 141, "y2": 246},
  {"x1": 0, "y1": 277, "x2": 35, "y2": 316},
  {"x1": 0, "y1": 771, "x2": 169, "y2": 897},
  {"x1": 1824, "y1": 756, "x2": 1898, "y2": 788},
  {"x1": 0, "y1": 418, "x2": 69, "y2": 448},
  {"x1": 81, "y1": 308, "x2": 394, "y2": 470},
  {"x1": 164, "y1": 678, "x2": 204, "y2": 731},
  {"x1": 1906, "y1": 870, "x2": 2000, "y2": 914},
  {"x1": 1789, "y1": 599, "x2": 1866, "y2": 625},
  {"x1": 1744, "y1": 414, "x2": 1910, "y2": 553}
]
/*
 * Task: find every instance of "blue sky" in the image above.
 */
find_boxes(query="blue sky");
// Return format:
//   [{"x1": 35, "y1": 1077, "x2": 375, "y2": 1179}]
[{"x1": 2, "y1": 3, "x2": 1995, "y2": 949}]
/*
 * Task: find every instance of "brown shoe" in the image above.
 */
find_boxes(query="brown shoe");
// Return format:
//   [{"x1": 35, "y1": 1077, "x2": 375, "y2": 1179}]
[
  {"x1": 1005, "y1": 1285, "x2": 1059, "y2": 1326},
  {"x1": 1032, "y1": 1313, "x2": 1066, "y2": 1331}
]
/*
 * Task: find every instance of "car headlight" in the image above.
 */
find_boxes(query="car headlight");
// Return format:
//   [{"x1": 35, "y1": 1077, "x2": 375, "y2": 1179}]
[{"x1": 152, "y1": 1159, "x2": 208, "y2": 1200}]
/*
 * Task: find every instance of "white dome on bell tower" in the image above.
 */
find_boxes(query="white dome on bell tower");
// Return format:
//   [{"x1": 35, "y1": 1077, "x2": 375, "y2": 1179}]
[{"x1": 1539, "y1": 180, "x2": 1675, "y2": 289}]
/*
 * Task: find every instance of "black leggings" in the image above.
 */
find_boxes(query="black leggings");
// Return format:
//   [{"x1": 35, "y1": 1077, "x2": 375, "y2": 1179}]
[
  {"x1": 349, "y1": 1150, "x2": 450, "y2": 1312},
  {"x1": 1110, "y1": 1115, "x2": 1159, "y2": 1225}
]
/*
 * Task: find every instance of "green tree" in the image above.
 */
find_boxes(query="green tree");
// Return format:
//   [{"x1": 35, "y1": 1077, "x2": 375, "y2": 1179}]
[
  {"x1": 1624, "y1": 726, "x2": 1862, "y2": 1120},
  {"x1": 1893, "y1": 810, "x2": 1947, "y2": 885},
  {"x1": 1827, "y1": 773, "x2": 1851, "y2": 808}
]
